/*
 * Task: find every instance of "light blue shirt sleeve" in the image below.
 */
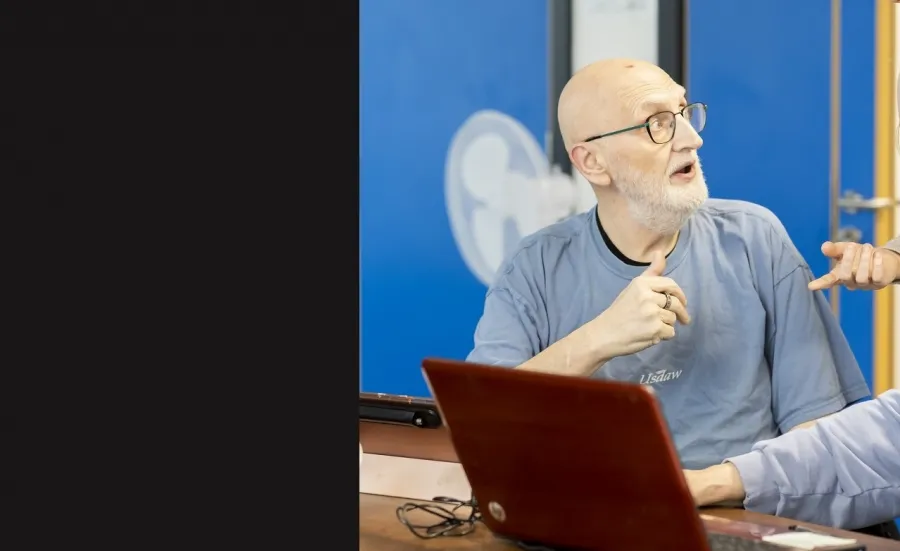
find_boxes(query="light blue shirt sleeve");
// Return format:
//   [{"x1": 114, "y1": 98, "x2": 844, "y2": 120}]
[
  {"x1": 466, "y1": 286, "x2": 542, "y2": 367},
  {"x1": 763, "y1": 219, "x2": 870, "y2": 432},
  {"x1": 727, "y1": 390, "x2": 900, "y2": 530}
]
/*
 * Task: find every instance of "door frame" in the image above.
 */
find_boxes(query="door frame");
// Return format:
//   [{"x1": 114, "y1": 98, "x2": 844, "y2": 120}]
[
  {"x1": 894, "y1": 1, "x2": 900, "y2": 390},
  {"x1": 874, "y1": 0, "x2": 896, "y2": 395}
]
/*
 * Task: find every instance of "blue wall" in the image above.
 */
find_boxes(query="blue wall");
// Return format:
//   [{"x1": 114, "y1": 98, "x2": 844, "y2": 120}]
[
  {"x1": 688, "y1": 0, "x2": 832, "y2": 288},
  {"x1": 688, "y1": 0, "x2": 877, "y2": 390},
  {"x1": 359, "y1": 0, "x2": 549, "y2": 396}
]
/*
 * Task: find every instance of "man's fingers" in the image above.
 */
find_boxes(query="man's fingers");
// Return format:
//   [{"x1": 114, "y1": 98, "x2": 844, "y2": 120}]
[
  {"x1": 659, "y1": 309, "x2": 677, "y2": 326},
  {"x1": 654, "y1": 293, "x2": 690, "y2": 325},
  {"x1": 837, "y1": 243, "x2": 858, "y2": 280},
  {"x1": 644, "y1": 277, "x2": 688, "y2": 307},
  {"x1": 855, "y1": 244, "x2": 874, "y2": 285},
  {"x1": 821, "y1": 240, "x2": 847, "y2": 259},
  {"x1": 657, "y1": 323, "x2": 676, "y2": 341},
  {"x1": 668, "y1": 297, "x2": 690, "y2": 325},
  {"x1": 809, "y1": 241, "x2": 891, "y2": 291},
  {"x1": 808, "y1": 272, "x2": 839, "y2": 291},
  {"x1": 642, "y1": 250, "x2": 666, "y2": 277},
  {"x1": 872, "y1": 250, "x2": 885, "y2": 283},
  {"x1": 641, "y1": 275, "x2": 689, "y2": 323},
  {"x1": 850, "y1": 244, "x2": 863, "y2": 280}
]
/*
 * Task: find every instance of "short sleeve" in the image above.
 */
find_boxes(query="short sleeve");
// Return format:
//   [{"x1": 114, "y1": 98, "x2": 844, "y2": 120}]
[
  {"x1": 769, "y1": 265, "x2": 871, "y2": 432},
  {"x1": 466, "y1": 287, "x2": 542, "y2": 367}
]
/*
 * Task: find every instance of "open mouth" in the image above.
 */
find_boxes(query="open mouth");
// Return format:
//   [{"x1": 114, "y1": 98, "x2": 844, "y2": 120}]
[{"x1": 671, "y1": 162, "x2": 695, "y2": 178}]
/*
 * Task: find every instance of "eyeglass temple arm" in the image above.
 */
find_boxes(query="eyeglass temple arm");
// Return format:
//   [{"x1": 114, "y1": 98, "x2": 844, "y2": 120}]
[{"x1": 584, "y1": 122, "x2": 650, "y2": 142}]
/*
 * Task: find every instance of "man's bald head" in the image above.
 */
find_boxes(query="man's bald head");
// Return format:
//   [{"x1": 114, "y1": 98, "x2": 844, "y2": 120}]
[
  {"x1": 556, "y1": 58, "x2": 707, "y2": 236},
  {"x1": 557, "y1": 59, "x2": 685, "y2": 151}
]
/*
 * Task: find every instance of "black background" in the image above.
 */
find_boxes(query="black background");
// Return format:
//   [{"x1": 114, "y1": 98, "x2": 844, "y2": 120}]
[{"x1": 3, "y1": 3, "x2": 357, "y2": 546}]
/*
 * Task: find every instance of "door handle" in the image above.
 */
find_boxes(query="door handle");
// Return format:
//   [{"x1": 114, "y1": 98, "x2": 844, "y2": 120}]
[
  {"x1": 837, "y1": 190, "x2": 900, "y2": 214},
  {"x1": 835, "y1": 226, "x2": 862, "y2": 243}
]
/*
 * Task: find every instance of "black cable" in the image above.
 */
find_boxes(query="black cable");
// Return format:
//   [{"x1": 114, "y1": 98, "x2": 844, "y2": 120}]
[
  {"x1": 395, "y1": 495, "x2": 564, "y2": 550},
  {"x1": 395, "y1": 495, "x2": 481, "y2": 539}
]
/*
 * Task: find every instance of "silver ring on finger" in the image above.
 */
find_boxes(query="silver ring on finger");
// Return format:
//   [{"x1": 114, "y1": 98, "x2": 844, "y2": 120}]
[{"x1": 662, "y1": 291, "x2": 672, "y2": 310}]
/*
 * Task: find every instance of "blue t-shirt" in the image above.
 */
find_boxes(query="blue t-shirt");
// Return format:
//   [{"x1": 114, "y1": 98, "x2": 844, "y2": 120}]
[{"x1": 467, "y1": 199, "x2": 871, "y2": 469}]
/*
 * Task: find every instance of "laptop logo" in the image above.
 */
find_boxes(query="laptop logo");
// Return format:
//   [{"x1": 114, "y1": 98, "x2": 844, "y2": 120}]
[
  {"x1": 639, "y1": 369, "x2": 682, "y2": 386},
  {"x1": 488, "y1": 501, "x2": 507, "y2": 523}
]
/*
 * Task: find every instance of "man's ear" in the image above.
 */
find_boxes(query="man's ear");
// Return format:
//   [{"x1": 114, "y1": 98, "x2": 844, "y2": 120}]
[{"x1": 569, "y1": 144, "x2": 611, "y2": 187}]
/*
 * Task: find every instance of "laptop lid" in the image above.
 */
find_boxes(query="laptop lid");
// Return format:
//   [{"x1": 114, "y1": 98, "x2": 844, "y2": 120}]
[{"x1": 421, "y1": 357, "x2": 710, "y2": 551}]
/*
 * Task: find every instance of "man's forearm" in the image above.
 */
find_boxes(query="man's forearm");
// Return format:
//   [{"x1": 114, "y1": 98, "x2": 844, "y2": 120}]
[
  {"x1": 516, "y1": 318, "x2": 612, "y2": 377},
  {"x1": 725, "y1": 390, "x2": 900, "y2": 529}
]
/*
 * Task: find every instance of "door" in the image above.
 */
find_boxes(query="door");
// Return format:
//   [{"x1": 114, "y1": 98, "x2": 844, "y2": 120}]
[
  {"x1": 688, "y1": 0, "x2": 895, "y2": 396},
  {"x1": 359, "y1": 0, "x2": 551, "y2": 396}
]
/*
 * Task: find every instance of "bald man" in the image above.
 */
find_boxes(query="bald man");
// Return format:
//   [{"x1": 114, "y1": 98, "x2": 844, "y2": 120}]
[{"x1": 467, "y1": 59, "x2": 869, "y2": 471}]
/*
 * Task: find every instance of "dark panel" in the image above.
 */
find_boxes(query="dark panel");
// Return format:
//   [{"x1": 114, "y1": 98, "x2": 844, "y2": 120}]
[
  {"x1": 658, "y1": 0, "x2": 685, "y2": 86},
  {"x1": 548, "y1": 0, "x2": 572, "y2": 173}
]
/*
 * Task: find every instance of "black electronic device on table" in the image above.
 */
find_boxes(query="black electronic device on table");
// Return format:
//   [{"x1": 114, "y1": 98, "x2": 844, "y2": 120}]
[{"x1": 358, "y1": 392, "x2": 443, "y2": 429}]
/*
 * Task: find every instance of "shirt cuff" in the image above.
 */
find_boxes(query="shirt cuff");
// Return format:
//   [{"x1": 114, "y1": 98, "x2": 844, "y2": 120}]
[
  {"x1": 725, "y1": 451, "x2": 780, "y2": 514},
  {"x1": 882, "y1": 241, "x2": 900, "y2": 283},
  {"x1": 882, "y1": 237, "x2": 900, "y2": 255}
]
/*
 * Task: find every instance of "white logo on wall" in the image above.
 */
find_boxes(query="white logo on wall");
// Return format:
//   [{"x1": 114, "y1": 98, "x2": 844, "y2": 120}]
[{"x1": 445, "y1": 110, "x2": 596, "y2": 286}]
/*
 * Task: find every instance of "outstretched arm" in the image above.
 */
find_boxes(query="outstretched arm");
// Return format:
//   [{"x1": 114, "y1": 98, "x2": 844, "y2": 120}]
[{"x1": 686, "y1": 390, "x2": 900, "y2": 530}]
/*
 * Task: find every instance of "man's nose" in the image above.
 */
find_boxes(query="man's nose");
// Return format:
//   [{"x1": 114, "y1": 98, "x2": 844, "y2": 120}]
[{"x1": 671, "y1": 115, "x2": 703, "y2": 151}]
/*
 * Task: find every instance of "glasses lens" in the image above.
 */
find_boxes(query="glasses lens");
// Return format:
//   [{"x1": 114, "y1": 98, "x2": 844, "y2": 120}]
[
  {"x1": 648, "y1": 112, "x2": 676, "y2": 144},
  {"x1": 685, "y1": 103, "x2": 707, "y2": 133}
]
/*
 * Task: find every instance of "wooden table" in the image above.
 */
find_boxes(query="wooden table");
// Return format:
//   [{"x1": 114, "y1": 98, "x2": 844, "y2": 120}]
[
  {"x1": 359, "y1": 419, "x2": 900, "y2": 550},
  {"x1": 360, "y1": 493, "x2": 900, "y2": 550}
]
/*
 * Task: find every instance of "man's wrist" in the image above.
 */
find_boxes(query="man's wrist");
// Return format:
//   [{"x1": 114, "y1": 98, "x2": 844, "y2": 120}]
[
  {"x1": 583, "y1": 314, "x2": 618, "y2": 366},
  {"x1": 880, "y1": 247, "x2": 900, "y2": 283},
  {"x1": 699, "y1": 463, "x2": 745, "y2": 505},
  {"x1": 525, "y1": 318, "x2": 617, "y2": 377}
]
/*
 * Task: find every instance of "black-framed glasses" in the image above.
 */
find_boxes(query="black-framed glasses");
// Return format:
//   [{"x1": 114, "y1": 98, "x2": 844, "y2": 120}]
[{"x1": 584, "y1": 102, "x2": 707, "y2": 145}]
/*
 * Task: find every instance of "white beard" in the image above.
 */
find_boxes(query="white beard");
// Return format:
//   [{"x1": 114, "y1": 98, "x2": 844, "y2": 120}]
[{"x1": 611, "y1": 158, "x2": 709, "y2": 235}]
